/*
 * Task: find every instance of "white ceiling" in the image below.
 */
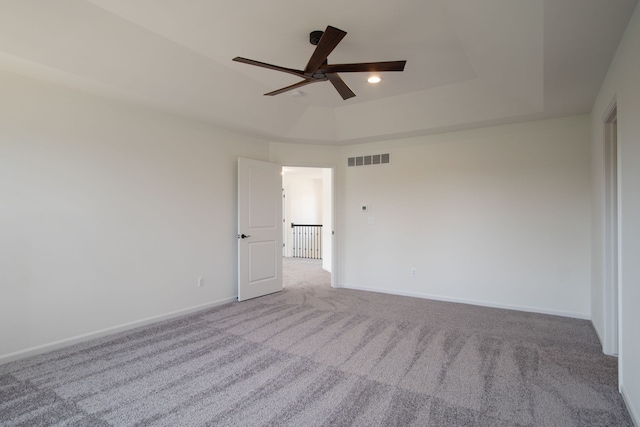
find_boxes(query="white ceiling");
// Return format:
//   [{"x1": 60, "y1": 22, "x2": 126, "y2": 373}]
[{"x1": 0, "y1": 0, "x2": 636, "y2": 145}]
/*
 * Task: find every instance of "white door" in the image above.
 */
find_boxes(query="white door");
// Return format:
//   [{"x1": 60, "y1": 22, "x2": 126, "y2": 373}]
[{"x1": 238, "y1": 158, "x2": 283, "y2": 301}]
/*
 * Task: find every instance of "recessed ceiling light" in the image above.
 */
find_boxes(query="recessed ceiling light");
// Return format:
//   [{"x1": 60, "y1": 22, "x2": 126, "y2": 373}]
[{"x1": 368, "y1": 76, "x2": 381, "y2": 84}]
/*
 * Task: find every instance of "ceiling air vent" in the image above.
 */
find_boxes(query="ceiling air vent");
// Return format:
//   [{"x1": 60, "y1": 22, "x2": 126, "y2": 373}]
[{"x1": 347, "y1": 153, "x2": 390, "y2": 167}]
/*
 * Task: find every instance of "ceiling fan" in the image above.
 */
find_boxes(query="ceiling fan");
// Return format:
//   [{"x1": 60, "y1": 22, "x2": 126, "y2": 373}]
[{"x1": 233, "y1": 25, "x2": 407, "y2": 100}]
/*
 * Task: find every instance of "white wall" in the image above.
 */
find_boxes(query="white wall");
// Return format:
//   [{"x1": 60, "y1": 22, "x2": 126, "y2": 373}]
[
  {"x1": 285, "y1": 176, "x2": 322, "y2": 225},
  {"x1": 590, "y1": 3, "x2": 640, "y2": 424},
  {"x1": 340, "y1": 116, "x2": 592, "y2": 319},
  {"x1": 0, "y1": 71, "x2": 269, "y2": 362}
]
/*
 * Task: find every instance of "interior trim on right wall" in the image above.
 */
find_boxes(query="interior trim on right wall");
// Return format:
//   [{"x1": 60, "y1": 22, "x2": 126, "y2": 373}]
[{"x1": 590, "y1": 3, "x2": 640, "y2": 423}]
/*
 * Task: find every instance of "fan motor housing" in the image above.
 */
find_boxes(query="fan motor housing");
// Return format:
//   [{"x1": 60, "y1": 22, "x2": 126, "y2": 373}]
[{"x1": 310, "y1": 30, "x2": 323, "y2": 45}]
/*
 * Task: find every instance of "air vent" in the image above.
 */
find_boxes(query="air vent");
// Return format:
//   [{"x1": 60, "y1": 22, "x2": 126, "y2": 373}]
[{"x1": 347, "y1": 153, "x2": 390, "y2": 167}]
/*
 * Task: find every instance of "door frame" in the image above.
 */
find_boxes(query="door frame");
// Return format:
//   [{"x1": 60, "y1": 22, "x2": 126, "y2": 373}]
[
  {"x1": 282, "y1": 163, "x2": 337, "y2": 288},
  {"x1": 603, "y1": 101, "x2": 619, "y2": 356}
]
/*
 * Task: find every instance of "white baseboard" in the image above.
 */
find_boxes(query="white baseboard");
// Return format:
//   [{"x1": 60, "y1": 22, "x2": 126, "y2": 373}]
[
  {"x1": 621, "y1": 385, "x2": 640, "y2": 427},
  {"x1": 339, "y1": 284, "x2": 590, "y2": 320},
  {"x1": 0, "y1": 297, "x2": 236, "y2": 366},
  {"x1": 592, "y1": 320, "x2": 606, "y2": 347},
  {"x1": 590, "y1": 320, "x2": 619, "y2": 356}
]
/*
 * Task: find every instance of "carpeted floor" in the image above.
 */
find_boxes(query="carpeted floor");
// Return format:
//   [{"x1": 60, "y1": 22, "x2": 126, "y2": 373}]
[{"x1": 0, "y1": 258, "x2": 632, "y2": 426}]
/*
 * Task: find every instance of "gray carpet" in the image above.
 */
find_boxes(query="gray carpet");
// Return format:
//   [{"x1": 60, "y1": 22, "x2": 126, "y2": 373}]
[{"x1": 0, "y1": 258, "x2": 632, "y2": 426}]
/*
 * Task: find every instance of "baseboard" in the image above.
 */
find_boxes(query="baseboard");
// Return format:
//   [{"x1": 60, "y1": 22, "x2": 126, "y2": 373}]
[
  {"x1": 592, "y1": 319, "x2": 606, "y2": 348},
  {"x1": 621, "y1": 385, "x2": 640, "y2": 427},
  {"x1": 591, "y1": 320, "x2": 619, "y2": 356},
  {"x1": 0, "y1": 297, "x2": 236, "y2": 366},
  {"x1": 339, "y1": 284, "x2": 590, "y2": 320}
]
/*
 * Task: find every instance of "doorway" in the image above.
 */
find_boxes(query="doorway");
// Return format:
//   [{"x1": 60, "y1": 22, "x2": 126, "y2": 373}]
[
  {"x1": 281, "y1": 166, "x2": 334, "y2": 288},
  {"x1": 604, "y1": 104, "x2": 618, "y2": 356}
]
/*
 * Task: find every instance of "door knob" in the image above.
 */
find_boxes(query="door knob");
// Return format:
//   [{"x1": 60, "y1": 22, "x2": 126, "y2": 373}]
[{"x1": 240, "y1": 234, "x2": 251, "y2": 239}]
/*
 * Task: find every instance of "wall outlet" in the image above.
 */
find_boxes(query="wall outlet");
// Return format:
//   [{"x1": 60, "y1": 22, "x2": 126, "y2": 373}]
[
  {"x1": 197, "y1": 277, "x2": 204, "y2": 288},
  {"x1": 411, "y1": 268, "x2": 416, "y2": 278}
]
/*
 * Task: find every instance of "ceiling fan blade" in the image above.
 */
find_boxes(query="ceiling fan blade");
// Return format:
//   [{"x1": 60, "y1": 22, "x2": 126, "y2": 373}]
[
  {"x1": 304, "y1": 26, "x2": 347, "y2": 75},
  {"x1": 319, "y1": 60, "x2": 407, "y2": 73},
  {"x1": 233, "y1": 57, "x2": 306, "y2": 79},
  {"x1": 326, "y1": 73, "x2": 356, "y2": 100},
  {"x1": 264, "y1": 79, "x2": 315, "y2": 96}
]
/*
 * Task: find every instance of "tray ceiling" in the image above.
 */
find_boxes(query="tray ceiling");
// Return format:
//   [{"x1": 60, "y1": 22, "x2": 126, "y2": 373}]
[{"x1": 0, "y1": 0, "x2": 636, "y2": 144}]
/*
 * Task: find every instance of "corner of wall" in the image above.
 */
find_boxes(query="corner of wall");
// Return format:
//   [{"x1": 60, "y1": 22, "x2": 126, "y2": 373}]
[{"x1": 621, "y1": 384, "x2": 640, "y2": 427}]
